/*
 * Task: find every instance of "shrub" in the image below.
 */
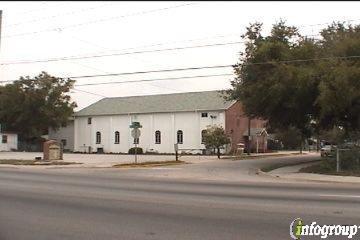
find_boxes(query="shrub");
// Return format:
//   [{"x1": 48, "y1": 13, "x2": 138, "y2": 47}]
[
  {"x1": 128, "y1": 147, "x2": 143, "y2": 154},
  {"x1": 339, "y1": 147, "x2": 360, "y2": 171},
  {"x1": 267, "y1": 139, "x2": 282, "y2": 150}
]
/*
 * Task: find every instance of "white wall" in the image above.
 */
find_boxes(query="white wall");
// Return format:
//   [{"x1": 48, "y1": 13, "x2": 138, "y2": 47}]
[
  {"x1": 0, "y1": 133, "x2": 18, "y2": 151},
  {"x1": 74, "y1": 110, "x2": 225, "y2": 154}
]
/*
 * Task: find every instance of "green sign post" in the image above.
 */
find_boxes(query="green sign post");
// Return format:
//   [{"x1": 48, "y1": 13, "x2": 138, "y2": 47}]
[
  {"x1": 129, "y1": 121, "x2": 142, "y2": 129},
  {"x1": 130, "y1": 122, "x2": 142, "y2": 164}
]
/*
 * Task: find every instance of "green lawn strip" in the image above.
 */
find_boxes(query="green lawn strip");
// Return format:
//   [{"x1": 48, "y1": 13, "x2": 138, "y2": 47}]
[
  {"x1": 0, "y1": 159, "x2": 80, "y2": 166},
  {"x1": 113, "y1": 160, "x2": 187, "y2": 168},
  {"x1": 299, "y1": 161, "x2": 360, "y2": 177},
  {"x1": 261, "y1": 159, "x2": 321, "y2": 173},
  {"x1": 227, "y1": 152, "x2": 305, "y2": 161}
]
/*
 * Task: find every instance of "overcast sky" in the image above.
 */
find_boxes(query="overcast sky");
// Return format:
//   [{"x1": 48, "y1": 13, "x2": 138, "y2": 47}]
[{"x1": 1, "y1": 1, "x2": 359, "y2": 110}]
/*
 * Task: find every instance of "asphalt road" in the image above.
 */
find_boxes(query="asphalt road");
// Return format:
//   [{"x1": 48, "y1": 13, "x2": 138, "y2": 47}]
[{"x1": 1, "y1": 156, "x2": 360, "y2": 240}]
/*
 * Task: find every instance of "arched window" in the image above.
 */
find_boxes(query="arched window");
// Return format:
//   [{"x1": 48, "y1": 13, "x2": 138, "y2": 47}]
[
  {"x1": 115, "y1": 131, "x2": 120, "y2": 144},
  {"x1": 177, "y1": 130, "x2": 183, "y2": 144},
  {"x1": 96, "y1": 132, "x2": 101, "y2": 144},
  {"x1": 155, "y1": 130, "x2": 161, "y2": 144},
  {"x1": 201, "y1": 130, "x2": 207, "y2": 144}
]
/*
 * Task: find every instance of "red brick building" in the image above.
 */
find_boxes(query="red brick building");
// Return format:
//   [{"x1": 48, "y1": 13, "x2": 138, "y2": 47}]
[{"x1": 225, "y1": 102, "x2": 267, "y2": 153}]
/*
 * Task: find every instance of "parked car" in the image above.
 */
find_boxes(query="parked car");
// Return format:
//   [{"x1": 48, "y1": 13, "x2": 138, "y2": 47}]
[{"x1": 320, "y1": 144, "x2": 336, "y2": 157}]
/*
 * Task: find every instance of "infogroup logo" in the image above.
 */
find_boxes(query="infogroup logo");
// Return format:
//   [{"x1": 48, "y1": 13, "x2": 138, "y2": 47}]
[{"x1": 290, "y1": 218, "x2": 359, "y2": 239}]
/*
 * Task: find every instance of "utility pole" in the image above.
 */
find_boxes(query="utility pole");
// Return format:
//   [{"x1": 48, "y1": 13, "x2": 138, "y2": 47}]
[
  {"x1": 0, "y1": 10, "x2": 3, "y2": 52},
  {"x1": 247, "y1": 117, "x2": 251, "y2": 155},
  {"x1": 0, "y1": 10, "x2": 2, "y2": 92},
  {"x1": 336, "y1": 148, "x2": 340, "y2": 172}
]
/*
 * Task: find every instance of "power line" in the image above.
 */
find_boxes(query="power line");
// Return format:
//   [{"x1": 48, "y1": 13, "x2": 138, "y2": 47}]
[
  {"x1": 3, "y1": 3, "x2": 196, "y2": 38},
  {"x1": 70, "y1": 54, "x2": 360, "y2": 102},
  {"x1": 10, "y1": 2, "x2": 66, "y2": 16},
  {"x1": 62, "y1": 32, "x2": 188, "y2": 93},
  {"x1": 4, "y1": 3, "x2": 116, "y2": 28},
  {"x1": 65, "y1": 55, "x2": 360, "y2": 80},
  {"x1": 66, "y1": 32, "x2": 241, "y2": 53},
  {"x1": 62, "y1": 55, "x2": 360, "y2": 87},
  {"x1": 71, "y1": 86, "x2": 183, "y2": 109},
  {"x1": 75, "y1": 73, "x2": 234, "y2": 87},
  {"x1": 0, "y1": 41, "x2": 244, "y2": 65},
  {"x1": 68, "y1": 64, "x2": 234, "y2": 80},
  {"x1": 0, "y1": 21, "x2": 351, "y2": 65},
  {"x1": 71, "y1": 87, "x2": 153, "y2": 112},
  {"x1": 3, "y1": 9, "x2": 359, "y2": 40},
  {"x1": 1, "y1": 55, "x2": 359, "y2": 84},
  {"x1": 69, "y1": 51, "x2": 188, "y2": 92},
  {"x1": 72, "y1": 86, "x2": 174, "y2": 109},
  {"x1": 72, "y1": 88, "x2": 106, "y2": 98},
  {"x1": 299, "y1": 18, "x2": 360, "y2": 28},
  {"x1": 2, "y1": 3, "x2": 205, "y2": 100},
  {"x1": 72, "y1": 74, "x2": 233, "y2": 107},
  {"x1": 0, "y1": 33, "x2": 329, "y2": 66}
]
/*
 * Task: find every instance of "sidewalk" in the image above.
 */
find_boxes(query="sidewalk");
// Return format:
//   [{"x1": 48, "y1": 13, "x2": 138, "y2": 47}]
[
  {"x1": 0, "y1": 152, "x2": 218, "y2": 168},
  {"x1": 267, "y1": 161, "x2": 360, "y2": 184},
  {"x1": 226, "y1": 150, "x2": 303, "y2": 160},
  {"x1": 0, "y1": 150, "x2": 305, "y2": 168}
]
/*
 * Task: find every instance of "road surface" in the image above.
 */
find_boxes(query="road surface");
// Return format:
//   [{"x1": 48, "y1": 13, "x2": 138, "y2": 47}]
[{"x1": 1, "y1": 160, "x2": 360, "y2": 240}]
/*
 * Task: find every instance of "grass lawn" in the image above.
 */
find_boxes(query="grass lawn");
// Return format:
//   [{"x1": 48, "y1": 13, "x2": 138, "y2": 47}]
[
  {"x1": 299, "y1": 160, "x2": 360, "y2": 177},
  {"x1": 0, "y1": 159, "x2": 80, "y2": 166},
  {"x1": 260, "y1": 159, "x2": 321, "y2": 173},
  {"x1": 113, "y1": 160, "x2": 186, "y2": 168}
]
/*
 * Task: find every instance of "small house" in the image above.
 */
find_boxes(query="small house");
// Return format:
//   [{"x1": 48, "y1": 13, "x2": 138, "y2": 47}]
[{"x1": 0, "y1": 129, "x2": 18, "y2": 151}]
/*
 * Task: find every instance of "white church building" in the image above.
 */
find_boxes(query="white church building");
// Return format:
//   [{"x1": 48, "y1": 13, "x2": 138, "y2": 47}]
[{"x1": 58, "y1": 90, "x2": 267, "y2": 154}]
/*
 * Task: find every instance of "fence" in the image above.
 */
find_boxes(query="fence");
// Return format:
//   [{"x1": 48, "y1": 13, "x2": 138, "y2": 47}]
[
  {"x1": 329, "y1": 147, "x2": 360, "y2": 172},
  {"x1": 17, "y1": 141, "x2": 44, "y2": 152}
]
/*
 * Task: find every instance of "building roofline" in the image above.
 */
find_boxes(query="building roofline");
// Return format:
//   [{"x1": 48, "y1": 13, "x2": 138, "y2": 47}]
[
  {"x1": 74, "y1": 89, "x2": 234, "y2": 116},
  {"x1": 103, "y1": 89, "x2": 225, "y2": 101},
  {"x1": 75, "y1": 108, "x2": 227, "y2": 117}
]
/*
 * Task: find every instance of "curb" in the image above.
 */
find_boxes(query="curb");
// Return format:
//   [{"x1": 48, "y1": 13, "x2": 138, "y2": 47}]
[
  {"x1": 257, "y1": 166, "x2": 360, "y2": 185},
  {"x1": 229, "y1": 152, "x2": 309, "y2": 161}
]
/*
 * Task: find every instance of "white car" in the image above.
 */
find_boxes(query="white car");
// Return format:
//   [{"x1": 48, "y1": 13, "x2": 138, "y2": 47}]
[{"x1": 320, "y1": 145, "x2": 336, "y2": 157}]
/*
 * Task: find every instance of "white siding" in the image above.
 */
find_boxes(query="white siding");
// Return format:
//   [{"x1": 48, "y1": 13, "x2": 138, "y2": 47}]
[
  {"x1": 0, "y1": 133, "x2": 18, "y2": 151},
  {"x1": 74, "y1": 110, "x2": 225, "y2": 154}
]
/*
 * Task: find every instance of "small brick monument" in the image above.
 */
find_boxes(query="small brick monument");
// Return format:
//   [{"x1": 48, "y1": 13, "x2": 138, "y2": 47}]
[{"x1": 43, "y1": 140, "x2": 63, "y2": 161}]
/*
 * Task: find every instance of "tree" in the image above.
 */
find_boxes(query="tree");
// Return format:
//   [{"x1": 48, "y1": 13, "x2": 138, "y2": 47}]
[
  {"x1": 274, "y1": 127, "x2": 302, "y2": 150},
  {"x1": 224, "y1": 21, "x2": 324, "y2": 152},
  {"x1": 315, "y1": 23, "x2": 360, "y2": 135},
  {"x1": 202, "y1": 125, "x2": 230, "y2": 159},
  {"x1": 0, "y1": 72, "x2": 77, "y2": 140},
  {"x1": 318, "y1": 127, "x2": 346, "y2": 145}
]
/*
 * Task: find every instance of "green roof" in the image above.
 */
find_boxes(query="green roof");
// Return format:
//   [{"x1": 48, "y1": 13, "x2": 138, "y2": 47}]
[{"x1": 75, "y1": 90, "x2": 235, "y2": 116}]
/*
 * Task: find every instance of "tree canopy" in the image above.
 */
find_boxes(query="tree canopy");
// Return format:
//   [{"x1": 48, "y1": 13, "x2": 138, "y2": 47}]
[
  {"x1": 0, "y1": 72, "x2": 77, "y2": 140},
  {"x1": 315, "y1": 23, "x2": 360, "y2": 132},
  {"x1": 225, "y1": 20, "x2": 360, "y2": 143}
]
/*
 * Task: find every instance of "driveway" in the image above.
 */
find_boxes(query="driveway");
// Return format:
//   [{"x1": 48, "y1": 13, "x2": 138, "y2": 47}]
[{"x1": 83, "y1": 152, "x2": 320, "y2": 183}]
